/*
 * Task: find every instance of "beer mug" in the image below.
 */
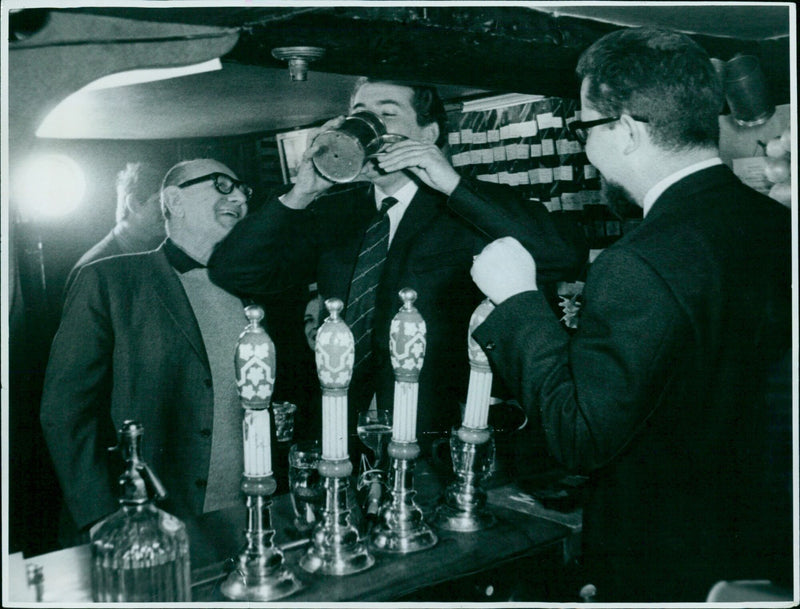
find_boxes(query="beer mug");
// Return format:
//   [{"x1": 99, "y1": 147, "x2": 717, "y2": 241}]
[
  {"x1": 312, "y1": 111, "x2": 406, "y2": 183},
  {"x1": 723, "y1": 55, "x2": 774, "y2": 127}
]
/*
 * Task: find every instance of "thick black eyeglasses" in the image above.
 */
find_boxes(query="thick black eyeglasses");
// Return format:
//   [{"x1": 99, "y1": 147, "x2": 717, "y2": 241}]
[
  {"x1": 569, "y1": 115, "x2": 649, "y2": 145},
  {"x1": 178, "y1": 172, "x2": 253, "y2": 201}
]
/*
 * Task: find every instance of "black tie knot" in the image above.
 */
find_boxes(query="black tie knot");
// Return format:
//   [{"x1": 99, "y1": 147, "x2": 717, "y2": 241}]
[{"x1": 379, "y1": 196, "x2": 399, "y2": 216}]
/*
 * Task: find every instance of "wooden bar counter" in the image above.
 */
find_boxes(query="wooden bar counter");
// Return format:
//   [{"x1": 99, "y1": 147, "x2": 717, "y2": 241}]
[{"x1": 7, "y1": 461, "x2": 583, "y2": 603}]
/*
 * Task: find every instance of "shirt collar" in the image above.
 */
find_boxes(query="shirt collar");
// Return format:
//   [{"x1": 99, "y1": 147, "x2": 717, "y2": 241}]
[
  {"x1": 374, "y1": 180, "x2": 418, "y2": 210},
  {"x1": 374, "y1": 181, "x2": 418, "y2": 244},
  {"x1": 643, "y1": 157, "x2": 724, "y2": 216},
  {"x1": 164, "y1": 238, "x2": 205, "y2": 273}
]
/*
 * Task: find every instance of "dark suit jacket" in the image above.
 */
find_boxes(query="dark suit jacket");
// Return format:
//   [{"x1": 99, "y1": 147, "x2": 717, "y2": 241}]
[
  {"x1": 64, "y1": 227, "x2": 166, "y2": 296},
  {"x1": 473, "y1": 165, "x2": 792, "y2": 601},
  {"x1": 208, "y1": 178, "x2": 587, "y2": 442},
  {"x1": 41, "y1": 247, "x2": 219, "y2": 530},
  {"x1": 63, "y1": 229, "x2": 126, "y2": 296}
]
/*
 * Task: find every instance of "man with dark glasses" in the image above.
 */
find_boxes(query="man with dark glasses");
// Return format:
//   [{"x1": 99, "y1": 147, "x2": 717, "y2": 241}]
[
  {"x1": 177, "y1": 171, "x2": 254, "y2": 202},
  {"x1": 568, "y1": 115, "x2": 649, "y2": 146},
  {"x1": 41, "y1": 158, "x2": 253, "y2": 544},
  {"x1": 471, "y1": 28, "x2": 791, "y2": 602}
]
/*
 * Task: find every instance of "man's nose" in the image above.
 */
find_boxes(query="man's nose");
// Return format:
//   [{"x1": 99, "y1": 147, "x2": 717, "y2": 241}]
[
  {"x1": 226, "y1": 194, "x2": 248, "y2": 219},
  {"x1": 228, "y1": 188, "x2": 247, "y2": 204}
]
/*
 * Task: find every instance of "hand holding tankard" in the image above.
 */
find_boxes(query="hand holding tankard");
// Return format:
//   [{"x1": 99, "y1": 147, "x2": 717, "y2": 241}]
[
  {"x1": 311, "y1": 111, "x2": 407, "y2": 183},
  {"x1": 372, "y1": 139, "x2": 461, "y2": 196},
  {"x1": 282, "y1": 115, "x2": 346, "y2": 210}
]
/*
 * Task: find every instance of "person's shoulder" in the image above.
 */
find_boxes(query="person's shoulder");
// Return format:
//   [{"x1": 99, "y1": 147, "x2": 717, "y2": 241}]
[
  {"x1": 732, "y1": 176, "x2": 791, "y2": 220},
  {"x1": 71, "y1": 231, "x2": 120, "y2": 270},
  {"x1": 65, "y1": 249, "x2": 167, "y2": 306},
  {"x1": 701, "y1": 162, "x2": 786, "y2": 211},
  {"x1": 678, "y1": 164, "x2": 790, "y2": 232},
  {"x1": 79, "y1": 248, "x2": 165, "y2": 280}
]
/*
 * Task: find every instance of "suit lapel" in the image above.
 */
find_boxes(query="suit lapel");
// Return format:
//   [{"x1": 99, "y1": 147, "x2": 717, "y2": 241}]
[
  {"x1": 149, "y1": 249, "x2": 210, "y2": 371},
  {"x1": 319, "y1": 183, "x2": 376, "y2": 303},
  {"x1": 335, "y1": 183, "x2": 442, "y2": 308},
  {"x1": 379, "y1": 185, "x2": 442, "y2": 308},
  {"x1": 388, "y1": 185, "x2": 441, "y2": 261}
]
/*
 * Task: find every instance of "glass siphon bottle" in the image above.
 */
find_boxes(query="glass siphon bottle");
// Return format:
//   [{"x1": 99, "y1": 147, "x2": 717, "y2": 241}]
[{"x1": 90, "y1": 420, "x2": 191, "y2": 602}]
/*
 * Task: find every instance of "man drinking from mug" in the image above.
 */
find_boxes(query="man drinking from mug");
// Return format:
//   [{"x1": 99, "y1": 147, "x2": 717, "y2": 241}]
[{"x1": 208, "y1": 78, "x2": 588, "y2": 451}]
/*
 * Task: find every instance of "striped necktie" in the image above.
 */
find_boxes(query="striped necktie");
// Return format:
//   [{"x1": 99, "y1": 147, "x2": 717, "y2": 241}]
[{"x1": 346, "y1": 196, "x2": 399, "y2": 371}]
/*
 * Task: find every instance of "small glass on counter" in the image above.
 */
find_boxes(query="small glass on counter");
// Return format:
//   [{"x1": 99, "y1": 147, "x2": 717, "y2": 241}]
[
  {"x1": 288, "y1": 440, "x2": 323, "y2": 533},
  {"x1": 273, "y1": 401, "x2": 298, "y2": 443},
  {"x1": 356, "y1": 409, "x2": 392, "y2": 519}
]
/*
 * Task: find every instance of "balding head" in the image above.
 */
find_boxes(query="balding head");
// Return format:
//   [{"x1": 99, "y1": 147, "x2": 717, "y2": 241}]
[{"x1": 160, "y1": 158, "x2": 249, "y2": 263}]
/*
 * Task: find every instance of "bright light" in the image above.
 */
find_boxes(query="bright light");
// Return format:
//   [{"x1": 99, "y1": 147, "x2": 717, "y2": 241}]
[
  {"x1": 16, "y1": 153, "x2": 86, "y2": 219},
  {"x1": 81, "y1": 58, "x2": 221, "y2": 92},
  {"x1": 36, "y1": 59, "x2": 223, "y2": 139}
]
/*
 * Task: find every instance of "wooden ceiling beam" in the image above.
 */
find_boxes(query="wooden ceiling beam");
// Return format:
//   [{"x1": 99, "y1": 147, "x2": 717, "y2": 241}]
[
  {"x1": 228, "y1": 7, "x2": 788, "y2": 103},
  {"x1": 28, "y1": 6, "x2": 793, "y2": 104}
]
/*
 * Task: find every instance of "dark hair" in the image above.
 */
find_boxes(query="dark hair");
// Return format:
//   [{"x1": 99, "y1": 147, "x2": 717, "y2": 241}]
[
  {"x1": 115, "y1": 162, "x2": 163, "y2": 222},
  {"x1": 351, "y1": 77, "x2": 449, "y2": 148},
  {"x1": 576, "y1": 27, "x2": 723, "y2": 151}
]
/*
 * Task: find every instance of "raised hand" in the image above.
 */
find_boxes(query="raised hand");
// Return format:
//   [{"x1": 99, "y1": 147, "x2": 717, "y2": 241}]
[
  {"x1": 372, "y1": 139, "x2": 461, "y2": 196},
  {"x1": 282, "y1": 116, "x2": 346, "y2": 209},
  {"x1": 471, "y1": 236, "x2": 539, "y2": 304}
]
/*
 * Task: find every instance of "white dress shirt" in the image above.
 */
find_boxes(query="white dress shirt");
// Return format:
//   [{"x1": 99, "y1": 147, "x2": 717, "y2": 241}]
[{"x1": 374, "y1": 180, "x2": 418, "y2": 245}]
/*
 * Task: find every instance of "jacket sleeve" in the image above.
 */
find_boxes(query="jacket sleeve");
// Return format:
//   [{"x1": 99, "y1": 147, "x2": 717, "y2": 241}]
[
  {"x1": 447, "y1": 178, "x2": 589, "y2": 283},
  {"x1": 472, "y1": 247, "x2": 689, "y2": 472},
  {"x1": 40, "y1": 267, "x2": 119, "y2": 530},
  {"x1": 207, "y1": 195, "x2": 319, "y2": 298}
]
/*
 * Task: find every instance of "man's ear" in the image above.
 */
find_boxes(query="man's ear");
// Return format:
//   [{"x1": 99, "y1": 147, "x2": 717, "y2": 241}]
[
  {"x1": 619, "y1": 114, "x2": 643, "y2": 155},
  {"x1": 161, "y1": 186, "x2": 183, "y2": 218},
  {"x1": 421, "y1": 121, "x2": 440, "y2": 146}
]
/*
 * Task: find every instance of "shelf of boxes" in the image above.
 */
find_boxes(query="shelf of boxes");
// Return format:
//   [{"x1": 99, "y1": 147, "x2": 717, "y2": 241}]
[{"x1": 446, "y1": 94, "x2": 641, "y2": 251}]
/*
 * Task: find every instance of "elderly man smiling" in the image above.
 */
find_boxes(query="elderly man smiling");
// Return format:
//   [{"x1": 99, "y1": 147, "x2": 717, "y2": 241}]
[{"x1": 41, "y1": 158, "x2": 251, "y2": 544}]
